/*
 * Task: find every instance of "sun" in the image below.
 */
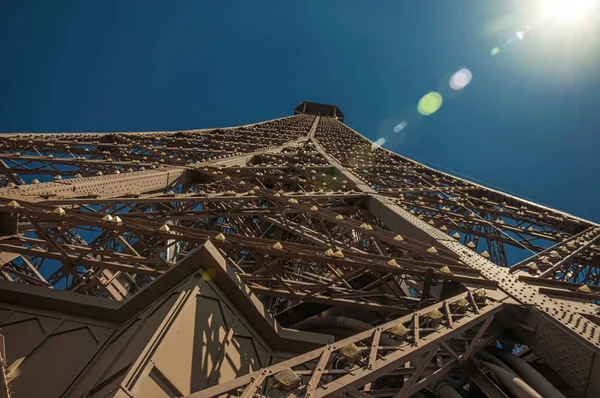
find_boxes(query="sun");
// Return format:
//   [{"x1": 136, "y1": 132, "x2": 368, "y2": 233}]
[{"x1": 541, "y1": 0, "x2": 596, "y2": 22}]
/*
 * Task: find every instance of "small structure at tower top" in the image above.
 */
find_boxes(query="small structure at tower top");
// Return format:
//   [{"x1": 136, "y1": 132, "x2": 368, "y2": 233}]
[{"x1": 294, "y1": 101, "x2": 344, "y2": 122}]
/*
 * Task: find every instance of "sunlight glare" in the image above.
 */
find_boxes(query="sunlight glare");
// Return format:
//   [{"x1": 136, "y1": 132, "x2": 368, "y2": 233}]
[{"x1": 541, "y1": 0, "x2": 596, "y2": 22}]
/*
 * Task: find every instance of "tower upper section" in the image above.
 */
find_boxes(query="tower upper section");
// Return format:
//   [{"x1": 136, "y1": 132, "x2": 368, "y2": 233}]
[{"x1": 293, "y1": 101, "x2": 344, "y2": 122}]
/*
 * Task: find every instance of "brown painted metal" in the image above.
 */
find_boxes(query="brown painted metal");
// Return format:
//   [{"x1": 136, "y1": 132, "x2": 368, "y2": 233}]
[
  {"x1": 188, "y1": 293, "x2": 504, "y2": 398},
  {"x1": 0, "y1": 242, "x2": 333, "y2": 397},
  {"x1": 0, "y1": 103, "x2": 599, "y2": 397}
]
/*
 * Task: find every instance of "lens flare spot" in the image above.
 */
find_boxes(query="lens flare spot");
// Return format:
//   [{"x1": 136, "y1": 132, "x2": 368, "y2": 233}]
[
  {"x1": 449, "y1": 68, "x2": 473, "y2": 91},
  {"x1": 371, "y1": 138, "x2": 386, "y2": 150},
  {"x1": 393, "y1": 121, "x2": 407, "y2": 133},
  {"x1": 516, "y1": 30, "x2": 525, "y2": 40},
  {"x1": 417, "y1": 92, "x2": 443, "y2": 116},
  {"x1": 490, "y1": 47, "x2": 500, "y2": 56}
]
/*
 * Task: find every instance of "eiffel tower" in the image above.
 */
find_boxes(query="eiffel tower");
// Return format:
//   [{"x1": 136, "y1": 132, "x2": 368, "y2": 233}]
[{"x1": 0, "y1": 102, "x2": 598, "y2": 398}]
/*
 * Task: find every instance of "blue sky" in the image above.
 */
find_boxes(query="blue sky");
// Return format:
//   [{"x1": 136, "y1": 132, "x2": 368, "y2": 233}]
[{"x1": 1, "y1": 0, "x2": 599, "y2": 221}]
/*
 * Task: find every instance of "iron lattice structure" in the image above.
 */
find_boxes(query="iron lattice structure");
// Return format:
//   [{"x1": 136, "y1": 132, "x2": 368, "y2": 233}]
[{"x1": 0, "y1": 102, "x2": 599, "y2": 398}]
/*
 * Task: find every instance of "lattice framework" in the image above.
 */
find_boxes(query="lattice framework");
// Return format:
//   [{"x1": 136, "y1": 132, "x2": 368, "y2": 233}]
[{"x1": 1, "y1": 102, "x2": 599, "y2": 397}]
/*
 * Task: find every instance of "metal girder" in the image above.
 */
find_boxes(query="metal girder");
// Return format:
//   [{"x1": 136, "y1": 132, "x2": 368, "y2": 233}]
[
  {"x1": 1, "y1": 188, "x2": 492, "y2": 307},
  {"x1": 365, "y1": 190, "x2": 600, "y2": 395},
  {"x1": 186, "y1": 292, "x2": 504, "y2": 398},
  {"x1": 510, "y1": 226, "x2": 600, "y2": 274},
  {"x1": 0, "y1": 167, "x2": 191, "y2": 202},
  {"x1": 308, "y1": 116, "x2": 600, "y2": 395},
  {"x1": 1, "y1": 105, "x2": 599, "y2": 397}
]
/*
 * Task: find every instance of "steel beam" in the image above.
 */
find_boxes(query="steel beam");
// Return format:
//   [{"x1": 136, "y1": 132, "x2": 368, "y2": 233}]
[
  {"x1": 186, "y1": 292, "x2": 504, "y2": 398},
  {"x1": 1, "y1": 107, "x2": 598, "y2": 397}
]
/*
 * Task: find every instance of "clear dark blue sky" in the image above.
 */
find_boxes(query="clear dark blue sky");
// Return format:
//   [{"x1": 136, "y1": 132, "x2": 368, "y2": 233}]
[{"x1": 2, "y1": 1, "x2": 599, "y2": 221}]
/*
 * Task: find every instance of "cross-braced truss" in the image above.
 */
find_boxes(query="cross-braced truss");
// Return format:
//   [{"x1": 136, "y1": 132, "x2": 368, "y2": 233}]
[
  {"x1": 1, "y1": 102, "x2": 599, "y2": 397},
  {"x1": 190, "y1": 292, "x2": 502, "y2": 398}
]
